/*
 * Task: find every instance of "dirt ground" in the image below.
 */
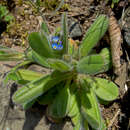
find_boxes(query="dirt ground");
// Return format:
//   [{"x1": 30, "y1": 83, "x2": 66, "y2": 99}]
[{"x1": 0, "y1": 0, "x2": 130, "y2": 130}]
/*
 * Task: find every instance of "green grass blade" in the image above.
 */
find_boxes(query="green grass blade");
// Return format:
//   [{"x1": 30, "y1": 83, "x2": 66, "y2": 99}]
[{"x1": 79, "y1": 15, "x2": 109, "y2": 57}]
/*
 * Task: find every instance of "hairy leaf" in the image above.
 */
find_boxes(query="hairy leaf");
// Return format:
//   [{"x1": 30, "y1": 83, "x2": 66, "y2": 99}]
[
  {"x1": 32, "y1": 51, "x2": 49, "y2": 67},
  {"x1": 79, "y1": 15, "x2": 109, "y2": 57},
  {"x1": 61, "y1": 12, "x2": 68, "y2": 54},
  {"x1": 47, "y1": 80, "x2": 71, "y2": 118},
  {"x1": 3, "y1": 69, "x2": 43, "y2": 85},
  {"x1": 80, "y1": 79, "x2": 102, "y2": 129},
  {"x1": 99, "y1": 48, "x2": 112, "y2": 70},
  {"x1": 72, "y1": 113, "x2": 89, "y2": 130},
  {"x1": 47, "y1": 58, "x2": 72, "y2": 71},
  {"x1": 16, "y1": 69, "x2": 43, "y2": 81},
  {"x1": 41, "y1": 21, "x2": 50, "y2": 36},
  {"x1": 28, "y1": 32, "x2": 53, "y2": 58},
  {"x1": 77, "y1": 52, "x2": 111, "y2": 75},
  {"x1": 22, "y1": 99, "x2": 36, "y2": 110},
  {"x1": 38, "y1": 82, "x2": 65, "y2": 105},
  {"x1": 93, "y1": 77, "x2": 119, "y2": 101},
  {"x1": 67, "y1": 83, "x2": 79, "y2": 118},
  {"x1": 3, "y1": 61, "x2": 32, "y2": 85},
  {"x1": 12, "y1": 71, "x2": 74, "y2": 104},
  {"x1": 0, "y1": 46, "x2": 24, "y2": 61},
  {"x1": 0, "y1": 51, "x2": 24, "y2": 61}
]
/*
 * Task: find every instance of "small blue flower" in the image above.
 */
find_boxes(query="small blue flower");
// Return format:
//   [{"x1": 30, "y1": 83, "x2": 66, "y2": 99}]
[
  {"x1": 57, "y1": 44, "x2": 63, "y2": 50},
  {"x1": 52, "y1": 43, "x2": 58, "y2": 50},
  {"x1": 51, "y1": 36, "x2": 59, "y2": 43},
  {"x1": 51, "y1": 36, "x2": 63, "y2": 50}
]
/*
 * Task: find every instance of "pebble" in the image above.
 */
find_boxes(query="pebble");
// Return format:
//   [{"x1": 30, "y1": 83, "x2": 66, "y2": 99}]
[{"x1": 68, "y1": 18, "x2": 82, "y2": 39}]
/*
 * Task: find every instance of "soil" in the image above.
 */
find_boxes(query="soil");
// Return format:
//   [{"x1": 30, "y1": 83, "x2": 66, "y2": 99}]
[{"x1": 0, "y1": 0, "x2": 130, "y2": 130}]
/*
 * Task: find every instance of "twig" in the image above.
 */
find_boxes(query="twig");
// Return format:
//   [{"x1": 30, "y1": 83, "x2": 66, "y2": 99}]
[{"x1": 108, "y1": 109, "x2": 121, "y2": 129}]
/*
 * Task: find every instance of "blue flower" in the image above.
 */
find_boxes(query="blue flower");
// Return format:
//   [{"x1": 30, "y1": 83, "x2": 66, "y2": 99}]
[
  {"x1": 51, "y1": 36, "x2": 63, "y2": 50},
  {"x1": 51, "y1": 36, "x2": 60, "y2": 43},
  {"x1": 57, "y1": 44, "x2": 63, "y2": 50},
  {"x1": 52, "y1": 43, "x2": 58, "y2": 50}
]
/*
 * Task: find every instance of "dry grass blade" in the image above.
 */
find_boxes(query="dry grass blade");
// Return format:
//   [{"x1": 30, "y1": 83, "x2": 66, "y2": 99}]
[{"x1": 108, "y1": 15, "x2": 123, "y2": 76}]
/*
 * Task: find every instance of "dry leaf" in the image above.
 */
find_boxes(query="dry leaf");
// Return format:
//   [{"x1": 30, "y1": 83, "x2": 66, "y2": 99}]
[{"x1": 108, "y1": 15, "x2": 123, "y2": 75}]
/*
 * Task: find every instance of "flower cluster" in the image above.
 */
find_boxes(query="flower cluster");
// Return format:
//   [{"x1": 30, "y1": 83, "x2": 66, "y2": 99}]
[{"x1": 51, "y1": 36, "x2": 63, "y2": 50}]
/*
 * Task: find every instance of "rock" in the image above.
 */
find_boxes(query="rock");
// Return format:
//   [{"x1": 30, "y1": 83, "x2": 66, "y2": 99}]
[
  {"x1": 124, "y1": 31, "x2": 130, "y2": 46},
  {"x1": 122, "y1": 7, "x2": 130, "y2": 47},
  {"x1": 68, "y1": 18, "x2": 82, "y2": 39}
]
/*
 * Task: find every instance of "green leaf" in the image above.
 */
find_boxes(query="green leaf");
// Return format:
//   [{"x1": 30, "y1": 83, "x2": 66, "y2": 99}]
[
  {"x1": 38, "y1": 82, "x2": 65, "y2": 105},
  {"x1": 41, "y1": 21, "x2": 50, "y2": 36},
  {"x1": 3, "y1": 61, "x2": 32, "y2": 85},
  {"x1": 12, "y1": 70, "x2": 74, "y2": 105},
  {"x1": 61, "y1": 12, "x2": 68, "y2": 54},
  {"x1": 4, "y1": 15, "x2": 14, "y2": 22},
  {"x1": 25, "y1": 49, "x2": 49, "y2": 68},
  {"x1": 93, "y1": 77, "x2": 119, "y2": 101},
  {"x1": 72, "y1": 113, "x2": 89, "y2": 130},
  {"x1": 0, "y1": 48, "x2": 24, "y2": 61},
  {"x1": 99, "y1": 48, "x2": 112, "y2": 70},
  {"x1": 79, "y1": 15, "x2": 109, "y2": 57},
  {"x1": 22, "y1": 99, "x2": 36, "y2": 110},
  {"x1": 77, "y1": 52, "x2": 111, "y2": 75},
  {"x1": 32, "y1": 51, "x2": 49, "y2": 67},
  {"x1": 0, "y1": 5, "x2": 8, "y2": 18},
  {"x1": 47, "y1": 58, "x2": 72, "y2": 72},
  {"x1": 80, "y1": 79, "x2": 102, "y2": 129},
  {"x1": 28, "y1": 32, "x2": 54, "y2": 58},
  {"x1": 38, "y1": 87, "x2": 57, "y2": 105},
  {"x1": 0, "y1": 53, "x2": 24, "y2": 61},
  {"x1": 67, "y1": 83, "x2": 79, "y2": 118},
  {"x1": 69, "y1": 86, "x2": 89, "y2": 130},
  {"x1": 15, "y1": 69, "x2": 43, "y2": 81},
  {"x1": 47, "y1": 80, "x2": 71, "y2": 118}
]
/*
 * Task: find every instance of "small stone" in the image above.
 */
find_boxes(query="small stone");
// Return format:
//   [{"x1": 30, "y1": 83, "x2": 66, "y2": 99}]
[
  {"x1": 124, "y1": 32, "x2": 130, "y2": 47},
  {"x1": 68, "y1": 18, "x2": 82, "y2": 39}
]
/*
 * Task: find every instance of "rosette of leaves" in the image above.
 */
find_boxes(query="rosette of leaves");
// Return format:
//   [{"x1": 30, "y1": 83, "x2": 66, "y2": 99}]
[{"x1": 0, "y1": 13, "x2": 119, "y2": 130}]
